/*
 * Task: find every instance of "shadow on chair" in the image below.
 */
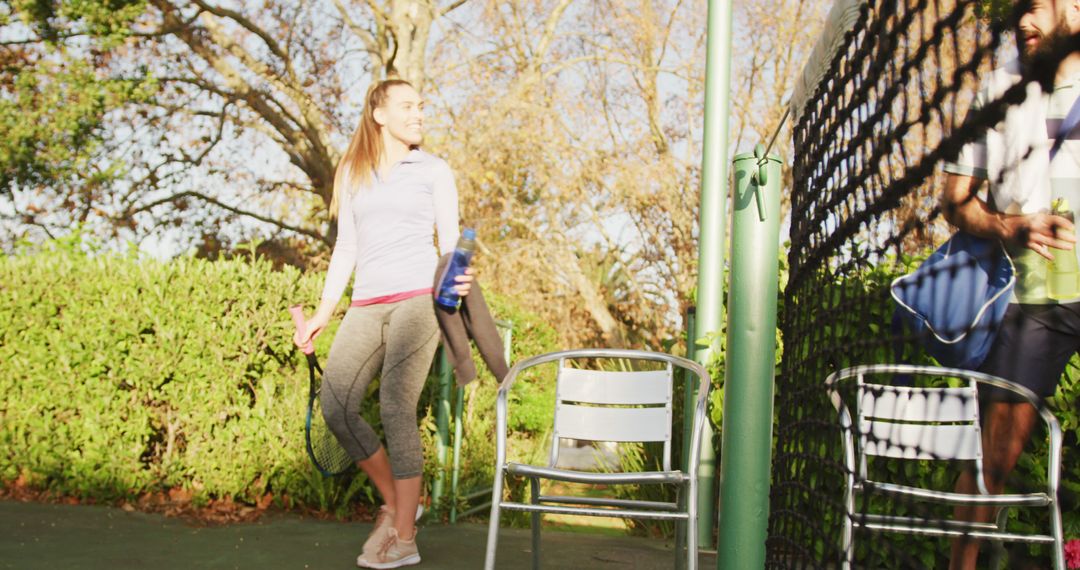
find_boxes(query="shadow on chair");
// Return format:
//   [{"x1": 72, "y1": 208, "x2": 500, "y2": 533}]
[{"x1": 826, "y1": 364, "x2": 1064, "y2": 569}]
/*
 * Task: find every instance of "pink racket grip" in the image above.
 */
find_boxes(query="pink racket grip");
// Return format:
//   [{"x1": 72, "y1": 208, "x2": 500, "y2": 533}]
[{"x1": 288, "y1": 304, "x2": 315, "y2": 355}]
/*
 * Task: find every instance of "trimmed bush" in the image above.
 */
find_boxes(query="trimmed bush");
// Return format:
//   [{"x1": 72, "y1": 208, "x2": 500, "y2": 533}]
[{"x1": 0, "y1": 235, "x2": 558, "y2": 517}]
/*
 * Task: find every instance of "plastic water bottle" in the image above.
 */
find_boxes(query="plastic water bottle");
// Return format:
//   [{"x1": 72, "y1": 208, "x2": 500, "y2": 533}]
[
  {"x1": 1048, "y1": 198, "x2": 1079, "y2": 300},
  {"x1": 435, "y1": 228, "x2": 477, "y2": 308}
]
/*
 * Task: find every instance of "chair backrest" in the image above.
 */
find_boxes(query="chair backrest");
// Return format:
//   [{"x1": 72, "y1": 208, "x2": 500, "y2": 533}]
[
  {"x1": 550, "y1": 358, "x2": 675, "y2": 472},
  {"x1": 853, "y1": 371, "x2": 984, "y2": 483}
]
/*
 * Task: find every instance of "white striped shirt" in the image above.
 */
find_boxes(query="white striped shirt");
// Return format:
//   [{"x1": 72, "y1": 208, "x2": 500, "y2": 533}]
[{"x1": 945, "y1": 60, "x2": 1080, "y2": 304}]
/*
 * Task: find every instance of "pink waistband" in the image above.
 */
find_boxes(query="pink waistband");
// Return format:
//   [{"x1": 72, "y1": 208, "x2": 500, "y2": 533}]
[{"x1": 350, "y1": 288, "x2": 433, "y2": 307}]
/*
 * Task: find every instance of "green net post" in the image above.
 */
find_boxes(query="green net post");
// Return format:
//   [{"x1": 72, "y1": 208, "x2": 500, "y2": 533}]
[
  {"x1": 717, "y1": 148, "x2": 782, "y2": 569},
  {"x1": 694, "y1": 0, "x2": 735, "y2": 550},
  {"x1": 432, "y1": 347, "x2": 453, "y2": 519},
  {"x1": 682, "y1": 306, "x2": 698, "y2": 473},
  {"x1": 450, "y1": 384, "x2": 465, "y2": 523}
]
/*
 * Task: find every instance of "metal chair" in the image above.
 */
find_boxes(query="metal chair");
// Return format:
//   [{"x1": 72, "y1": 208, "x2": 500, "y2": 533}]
[
  {"x1": 483, "y1": 349, "x2": 711, "y2": 570},
  {"x1": 826, "y1": 364, "x2": 1064, "y2": 569}
]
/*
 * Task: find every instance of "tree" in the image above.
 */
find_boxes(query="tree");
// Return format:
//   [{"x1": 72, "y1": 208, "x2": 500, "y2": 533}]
[
  {"x1": 433, "y1": 0, "x2": 828, "y2": 346},
  {"x1": 2, "y1": 0, "x2": 831, "y2": 348},
  {"x1": 0, "y1": 1, "x2": 152, "y2": 242},
  {"x1": 2, "y1": 0, "x2": 470, "y2": 251},
  {"x1": 427, "y1": 0, "x2": 704, "y2": 347}
]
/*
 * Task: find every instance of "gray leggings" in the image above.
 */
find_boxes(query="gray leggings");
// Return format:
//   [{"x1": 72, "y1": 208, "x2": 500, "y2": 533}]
[{"x1": 322, "y1": 295, "x2": 439, "y2": 479}]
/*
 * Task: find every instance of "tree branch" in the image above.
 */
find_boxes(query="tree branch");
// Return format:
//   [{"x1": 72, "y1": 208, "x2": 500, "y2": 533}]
[
  {"x1": 124, "y1": 190, "x2": 325, "y2": 242},
  {"x1": 332, "y1": 0, "x2": 383, "y2": 59},
  {"x1": 439, "y1": 0, "x2": 469, "y2": 17},
  {"x1": 190, "y1": 0, "x2": 295, "y2": 77},
  {"x1": 193, "y1": 7, "x2": 333, "y2": 158},
  {"x1": 532, "y1": 0, "x2": 573, "y2": 70}
]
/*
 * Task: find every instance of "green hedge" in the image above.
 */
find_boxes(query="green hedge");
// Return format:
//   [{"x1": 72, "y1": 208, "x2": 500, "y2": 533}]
[{"x1": 0, "y1": 235, "x2": 558, "y2": 517}]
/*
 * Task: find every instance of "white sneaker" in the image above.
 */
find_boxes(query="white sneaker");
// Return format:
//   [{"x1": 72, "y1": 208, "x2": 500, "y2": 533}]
[
  {"x1": 357, "y1": 527, "x2": 420, "y2": 569},
  {"x1": 359, "y1": 505, "x2": 424, "y2": 563}
]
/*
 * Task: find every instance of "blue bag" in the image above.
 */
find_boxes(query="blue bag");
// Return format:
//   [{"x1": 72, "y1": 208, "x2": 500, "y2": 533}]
[{"x1": 890, "y1": 232, "x2": 1015, "y2": 370}]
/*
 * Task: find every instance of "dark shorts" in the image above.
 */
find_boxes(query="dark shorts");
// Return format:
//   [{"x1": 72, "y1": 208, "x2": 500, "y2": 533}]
[{"x1": 978, "y1": 302, "x2": 1080, "y2": 401}]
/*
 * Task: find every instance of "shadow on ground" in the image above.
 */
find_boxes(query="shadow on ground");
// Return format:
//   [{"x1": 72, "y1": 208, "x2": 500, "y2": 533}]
[{"x1": 0, "y1": 500, "x2": 717, "y2": 569}]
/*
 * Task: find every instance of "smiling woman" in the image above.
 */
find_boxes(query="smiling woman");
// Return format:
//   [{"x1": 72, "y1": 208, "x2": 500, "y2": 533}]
[
  {"x1": 292, "y1": 79, "x2": 472, "y2": 570},
  {"x1": 330, "y1": 80, "x2": 425, "y2": 214}
]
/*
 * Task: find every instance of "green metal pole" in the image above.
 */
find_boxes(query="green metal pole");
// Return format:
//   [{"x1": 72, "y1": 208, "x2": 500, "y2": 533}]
[
  {"x1": 682, "y1": 306, "x2": 698, "y2": 472},
  {"x1": 678, "y1": 306, "x2": 698, "y2": 569},
  {"x1": 433, "y1": 347, "x2": 453, "y2": 519},
  {"x1": 717, "y1": 149, "x2": 782, "y2": 569},
  {"x1": 450, "y1": 385, "x2": 464, "y2": 523},
  {"x1": 694, "y1": 0, "x2": 735, "y2": 550}
]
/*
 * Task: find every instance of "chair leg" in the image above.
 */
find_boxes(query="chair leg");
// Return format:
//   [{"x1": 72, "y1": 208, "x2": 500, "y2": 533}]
[
  {"x1": 530, "y1": 477, "x2": 541, "y2": 570},
  {"x1": 687, "y1": 481, "x2": 698, "y2": 570},
  {"x1": 841, "y1": 512, "x2": 853, "y2": 570},
  {"x1": 841, "y1": 480, "x2": 854, "y2": 570},
  {"x1": 484, "y1": 467, "x2": 506, "y2": 570},
  {"x1": 674, "y1": 488, "x2": 686, "y2": 570},
  {"x1": 986, "y1": 507, "x2": 1009, "y2": 570},
  {"x1": 1050, "y1": 500, "x2": 1065, "y2": 570}
]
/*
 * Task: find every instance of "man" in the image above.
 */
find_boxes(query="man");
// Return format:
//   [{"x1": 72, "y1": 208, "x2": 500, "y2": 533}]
[{"x1": 942, "y1": 1, "x2": 1080, "y2": 567}]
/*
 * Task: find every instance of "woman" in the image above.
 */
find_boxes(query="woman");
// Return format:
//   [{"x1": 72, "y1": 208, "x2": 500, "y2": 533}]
[{"x1": 294, "y1": 78, "x2": 471, "y2": 569}]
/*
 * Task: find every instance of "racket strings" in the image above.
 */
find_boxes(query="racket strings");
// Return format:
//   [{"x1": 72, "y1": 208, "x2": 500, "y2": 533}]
[
  {"x1": 305, "y1": 357, "x2": 355, "y2": 476},
  {"x1": 307, "y1": 407, "x2": 354, "y2": 475}
]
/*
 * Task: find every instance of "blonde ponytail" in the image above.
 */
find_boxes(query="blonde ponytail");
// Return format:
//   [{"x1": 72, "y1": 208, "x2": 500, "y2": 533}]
[{"x1": 330, "y1": 78, "x2": 414, "y2": 217}]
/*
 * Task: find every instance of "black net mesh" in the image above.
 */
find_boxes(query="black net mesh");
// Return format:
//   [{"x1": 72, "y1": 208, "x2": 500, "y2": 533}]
[{"x1": 770, "y1": 1, "x2": 1075, "y2": 567}]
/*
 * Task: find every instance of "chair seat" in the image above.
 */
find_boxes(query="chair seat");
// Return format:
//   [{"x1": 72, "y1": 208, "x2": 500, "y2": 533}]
[
  {"x1": 499, "y1": 501, "x2": 690, "y2": 521},
  {"x1": 861, "y1": 480, "x2": 1052, "y2": 507},
  {"x1": 853, "y1": 514, "x2": 1058, "y2": 544},
  {"x1": 506, "y1": 462, "x2": 688, "y2": 485}
]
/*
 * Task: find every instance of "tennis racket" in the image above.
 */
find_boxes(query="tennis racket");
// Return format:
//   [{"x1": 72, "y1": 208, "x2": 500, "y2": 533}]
[{"x1": 289, "y1": 305, "x2": 355, "y2": 477}]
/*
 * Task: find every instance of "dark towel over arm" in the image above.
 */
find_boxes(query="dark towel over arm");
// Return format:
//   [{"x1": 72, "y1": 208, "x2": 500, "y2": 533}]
[{"x1": 433, "y1": 254, "x2": 510, "y2": 386}]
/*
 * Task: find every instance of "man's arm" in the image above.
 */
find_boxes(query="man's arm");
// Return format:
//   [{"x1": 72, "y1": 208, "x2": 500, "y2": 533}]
[{"x1": 941, "y1": 173, "x2": 1075, "y2": 260}]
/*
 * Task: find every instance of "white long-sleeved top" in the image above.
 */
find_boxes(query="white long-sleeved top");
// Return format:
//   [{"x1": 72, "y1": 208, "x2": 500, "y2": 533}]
[{"x1": 321, "y1": 150, "x2": 460, "y2": 304}]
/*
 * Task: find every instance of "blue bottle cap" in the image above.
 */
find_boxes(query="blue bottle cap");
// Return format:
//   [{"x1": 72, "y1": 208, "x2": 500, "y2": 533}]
[{"x1": 462, "y1": 228, "x2": 476, "y2": 239}]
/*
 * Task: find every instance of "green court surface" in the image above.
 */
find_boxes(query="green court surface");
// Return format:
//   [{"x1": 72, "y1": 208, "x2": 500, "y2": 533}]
[{"x1": 0, "y1": 500, "x2": 716, "y2": 569}]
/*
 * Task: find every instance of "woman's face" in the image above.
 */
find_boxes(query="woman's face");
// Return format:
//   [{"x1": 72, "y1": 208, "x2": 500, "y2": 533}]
[{"x1": 374, "y1": 84, "x2": 425, "y2": 147}]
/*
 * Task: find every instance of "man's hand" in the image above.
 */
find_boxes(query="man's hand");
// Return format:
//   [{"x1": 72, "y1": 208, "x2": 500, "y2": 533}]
[
  {"x1": 941, "y1": 173, "x2": 1076, "y2": 260},
  {"x1": 1002, "y1": 212, "x2": 1076, "y2": 260}
]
